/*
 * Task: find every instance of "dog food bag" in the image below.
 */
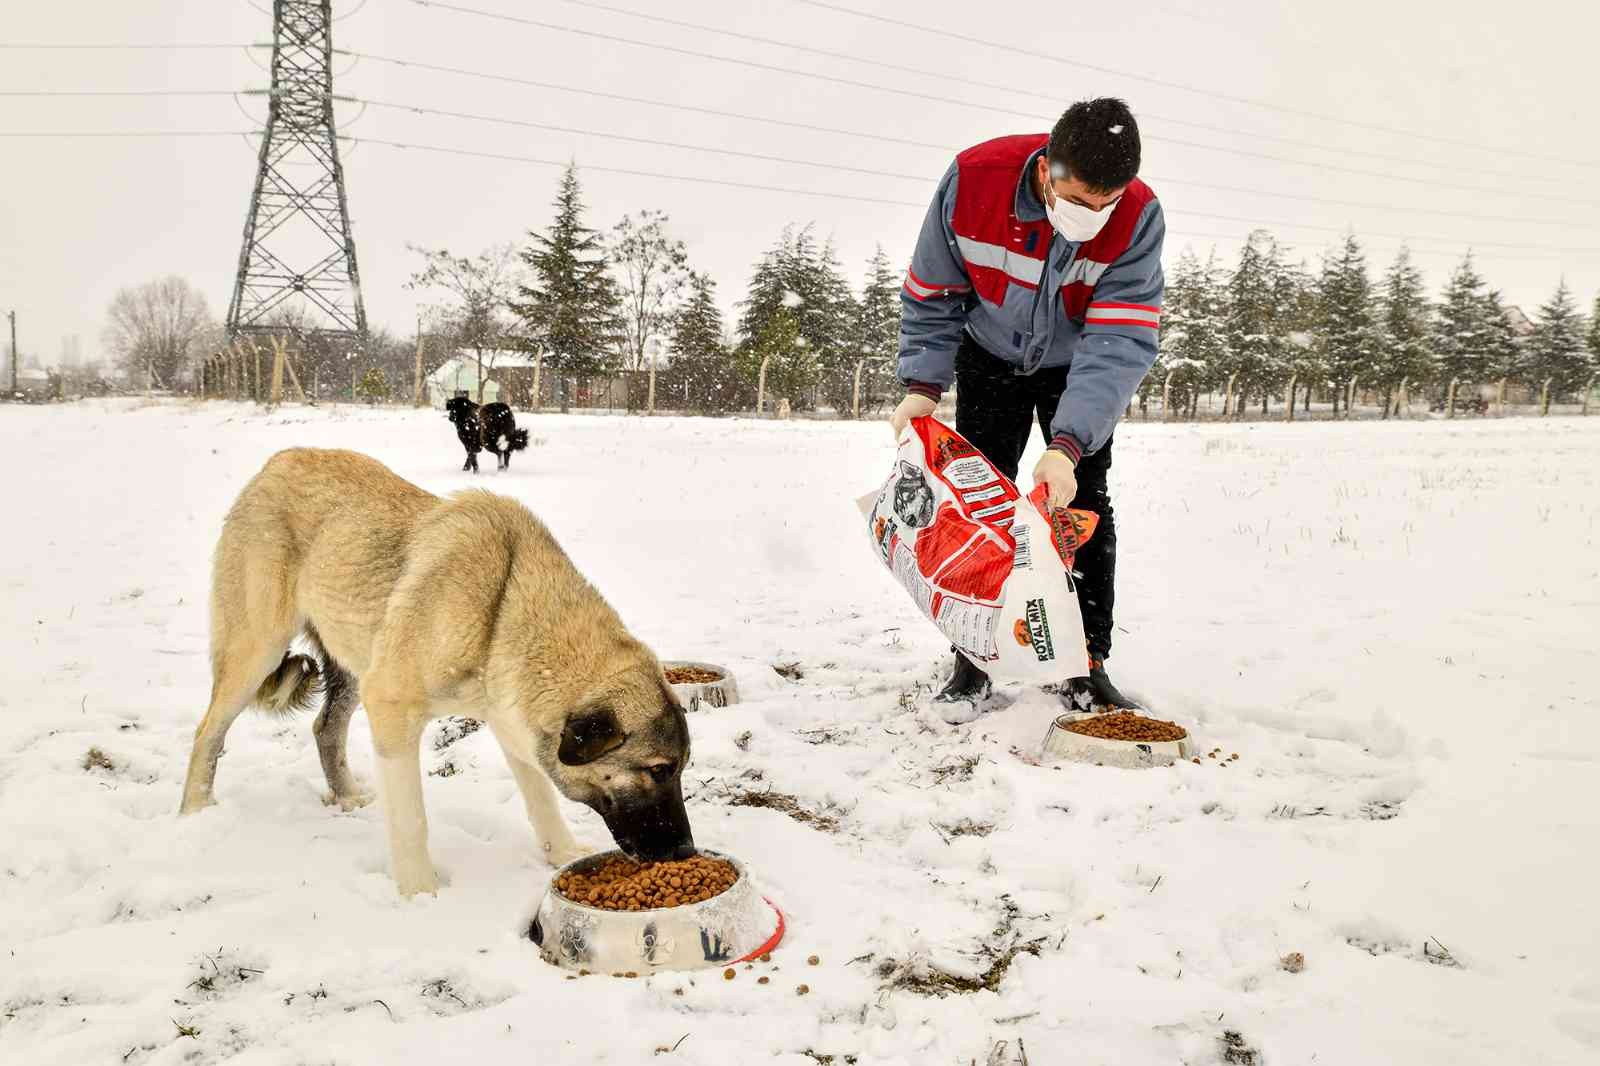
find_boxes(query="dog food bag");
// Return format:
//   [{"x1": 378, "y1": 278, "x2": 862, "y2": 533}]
[{"x1": 858, "y1": 416, "x2": 1098, "y2": 684}]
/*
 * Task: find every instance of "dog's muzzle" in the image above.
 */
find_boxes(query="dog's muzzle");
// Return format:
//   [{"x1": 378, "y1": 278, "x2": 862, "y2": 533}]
[{"x1": 601, "y1": 778, "x2": 695, "y2": 862}]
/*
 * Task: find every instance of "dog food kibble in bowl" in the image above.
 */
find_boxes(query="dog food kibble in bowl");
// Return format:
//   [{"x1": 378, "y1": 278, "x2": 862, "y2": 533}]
[
  {"x1": 664, "y1": 665, "x2": 724, "y2": 685},
  {"x1": 1063, "y1": 711, "x2": 1188, "y2": 744},
  {"x1": 554, "y1": 854, "x2": 738, "y2": 911}
]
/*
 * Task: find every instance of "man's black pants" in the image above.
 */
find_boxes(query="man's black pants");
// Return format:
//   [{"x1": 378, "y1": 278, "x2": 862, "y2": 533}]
[{"x1": 953, "y1": 334, "x2": 1118, "y2": 663}]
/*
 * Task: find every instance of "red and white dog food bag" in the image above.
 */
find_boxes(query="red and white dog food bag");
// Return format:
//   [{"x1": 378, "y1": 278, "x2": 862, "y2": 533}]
[{"x1": 858, "y1": 416, "x2": 1098, "y2": 684}]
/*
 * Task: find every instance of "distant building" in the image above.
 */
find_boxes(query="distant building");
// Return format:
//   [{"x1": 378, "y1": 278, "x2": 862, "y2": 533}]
[
  {"x1": 12, "y1": 366, "x2": 54, "y2": 400},
  {"x1": 1504, "y1": 306, "x2": 1535, "y2": 337},
  {"x1": 424, "y1": 350, "x2": 540, "y2": 409}
]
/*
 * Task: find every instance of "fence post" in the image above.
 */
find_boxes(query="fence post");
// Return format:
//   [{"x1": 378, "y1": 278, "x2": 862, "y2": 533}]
[
  {"x1": 1285, "y1": 374, "x2": 1297, "y2": 422},
  {"x1": 1162, "y1": 372, "x2": 1173, "y2": 423},
  {"x1": 756, "y1": 354, "x2": 772, "y2": 417},
  {"x1": 1541, "y1": 377, "x2": 1553, "y2": 416},
  {"x1": 1222, "y1": 372, "x2": 1237, "y2": 422},
  {"x1": 1447, "y1": 378, "x2": 1458, "y2": 418},
  {"x1": 269, "y1": 336, "x2": 286, "y2": 405},
  {"x1": 1497, "y1": 377, "x2": 1507, "y2": 416},
  {"x1": 852, "y1": 358, "x2": 865, "y2": 419},
  {"x1": 413, "y1": 321, "x2": 425, "y2": 407},
  {"x1": 530, "y1": 350, "x2": 543, "y2": 412},
  {"x1": 1584, "y1": 375, "x2": 1596, "y2": 416}
]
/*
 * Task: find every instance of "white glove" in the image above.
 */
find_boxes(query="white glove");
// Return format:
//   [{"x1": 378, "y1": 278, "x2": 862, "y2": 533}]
[
  {"x1": 889, "y1": 393, "x2": 938, "y2": 437},
  {"x1": 1033, "y1": 449, "x2": 1079, "y2": 510}
]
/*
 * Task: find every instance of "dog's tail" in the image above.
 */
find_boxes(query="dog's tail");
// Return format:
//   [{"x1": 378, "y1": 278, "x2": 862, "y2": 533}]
[
  {"x1": 253, "y1": 652, "x2": 321, "y2": 716},
  {"x1": 510, "y1": 428, "x2": 530, "y2": 451}
]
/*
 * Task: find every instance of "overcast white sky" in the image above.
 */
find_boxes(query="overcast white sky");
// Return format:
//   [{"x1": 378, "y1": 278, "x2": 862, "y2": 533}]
[{"x1": 3, "y1": 0, "x2": 1598, "y2": 364}]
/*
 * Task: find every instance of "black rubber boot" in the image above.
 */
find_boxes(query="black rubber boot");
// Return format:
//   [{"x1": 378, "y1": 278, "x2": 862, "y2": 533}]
[
  {"x1": 933, "y1": 653, "x2": 993, "y2": 724},
  {"x1": 1059, "y1": 662, "x2": 1139, "y2": 714}
]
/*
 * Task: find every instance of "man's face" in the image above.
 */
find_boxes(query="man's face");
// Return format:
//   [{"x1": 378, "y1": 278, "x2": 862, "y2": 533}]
[{"x1": 1037, "y1": 156, "x2": 1125, "y2": 213}]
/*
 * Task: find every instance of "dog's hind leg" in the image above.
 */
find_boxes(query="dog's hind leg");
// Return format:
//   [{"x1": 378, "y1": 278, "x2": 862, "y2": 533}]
[
  {"x1": 307, "y1": 638, "x2": 371, "y2": 811},
  {"x1": 179, "y1": 635, "x2": 293, "y2": 814}
]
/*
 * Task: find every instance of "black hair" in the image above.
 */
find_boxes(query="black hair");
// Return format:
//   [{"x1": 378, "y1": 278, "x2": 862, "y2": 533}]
[{"x1": 1047, "y1": 98, "x2": 1141, "y2": 193}]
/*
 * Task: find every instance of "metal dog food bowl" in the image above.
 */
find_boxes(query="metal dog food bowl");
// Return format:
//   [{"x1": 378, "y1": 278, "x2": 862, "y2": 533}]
[
  {"x1": 529, "y1": 850, "x2": 784, "y2": 973},
  {"x1": 1041, "y1": 711, "x2": 1196, "y2": 769},
  {"x1": 662, "y1": 661, "x2": 740, "y2": 713}
]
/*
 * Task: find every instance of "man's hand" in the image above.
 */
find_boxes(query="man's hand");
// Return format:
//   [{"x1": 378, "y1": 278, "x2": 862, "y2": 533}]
[
  {"x1": 1033, "y1": 449, "x2": 1078, "y2": 510},
  {"x1": 889, "y1": 393, "x2": 938, "y2": 437}
]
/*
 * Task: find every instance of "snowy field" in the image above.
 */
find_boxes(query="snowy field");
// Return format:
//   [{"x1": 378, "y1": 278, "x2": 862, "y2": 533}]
[{"x1": 2, "y1": 400, "x2": 1598, "y2": 1066}]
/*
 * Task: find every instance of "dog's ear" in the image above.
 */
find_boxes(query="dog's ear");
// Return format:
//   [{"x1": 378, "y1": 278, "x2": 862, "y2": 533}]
[{"x1": 558, "y1": 708, "x2": 627, "y2": 766}]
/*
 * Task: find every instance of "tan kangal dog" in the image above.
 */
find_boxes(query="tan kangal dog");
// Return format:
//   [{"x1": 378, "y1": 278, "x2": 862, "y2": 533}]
[{"x1": 179, "y1": 449, "x2": 694, "y2": 896}]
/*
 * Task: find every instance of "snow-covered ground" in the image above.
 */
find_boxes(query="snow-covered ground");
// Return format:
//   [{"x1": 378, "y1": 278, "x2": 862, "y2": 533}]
[{"x1": 2, "y1": 400, "x2": 1598, "y2": 1066}]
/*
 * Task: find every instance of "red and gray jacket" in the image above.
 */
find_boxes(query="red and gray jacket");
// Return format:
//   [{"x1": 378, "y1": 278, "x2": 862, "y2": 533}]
[{"x1": 898, "y1": 133, "x2": 1165, "y2": 462}]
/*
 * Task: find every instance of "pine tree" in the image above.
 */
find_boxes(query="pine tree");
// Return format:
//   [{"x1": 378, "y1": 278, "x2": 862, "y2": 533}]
[
  {"x1": 1374, "y1": 246, "x2": 1432, "y2": 416},
  {"x1": 1480, "y1": 289, "x2": 1525, "y2": 391},
  {"x1": 1156, "y1": 247, "x2": 1227, "y2": 418},
  {"x1": 1222, "y1": 231, "x2": 1279, "y2": 416},
  {"x1": 1526, "y1": 279, "x2": 1591, "y2": 399},
  {"x1": 812, "y1": 238, "x2": 861, "y2": 415},
  {"x1": 1589, "y1": 292, "x2": 1600, "y2": 372},
  {"x1": 745, "y1": 306, "x2": 814, "y2": 408},
  {"x1": 855, "y1": 246, "x2": 902, "y2": 417},
  {"x1": 1314, "y1": 234, "x2": 1376, "y2": 417},
  {"x1": 1274, "y1": 255, "x2": 1320, "y2": 416},
  {"x1": 513, "y1": 164, "x2": 622, "y2": 410},
  {"x1": 736, "y1": 226, "x2": 834, "y2": 407},
  {"x1": 667, "y1": 271, "x2": 744, "y2": 413},
  {"x1": 1431, "y1": 253, "x2": 1493, "y2": 389}
]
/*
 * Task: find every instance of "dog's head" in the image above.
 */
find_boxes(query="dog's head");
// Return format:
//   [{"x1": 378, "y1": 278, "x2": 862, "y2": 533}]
[
  {"x1": 540, "y1": 661, "x2": 695, "y2": 863},
  {"x1": 445, "y1": 396, "x2": 477, "y2": 425}
]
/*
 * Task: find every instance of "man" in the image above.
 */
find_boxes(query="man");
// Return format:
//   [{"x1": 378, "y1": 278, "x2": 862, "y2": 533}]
[{"x1": 890, "y1": 97, "x2": 1164, "y2": 722}]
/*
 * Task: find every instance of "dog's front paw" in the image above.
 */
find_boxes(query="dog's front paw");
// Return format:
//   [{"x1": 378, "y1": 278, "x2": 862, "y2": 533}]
[
  {"x1": 541, "y1": 836, "x2": 600, "y2": 868},
  {"x1": 323, "y1": 788, "x2": 375, "y2": 812},
  {"x1": 394, "y1": 861, "x2": 441, "y2": 898}
]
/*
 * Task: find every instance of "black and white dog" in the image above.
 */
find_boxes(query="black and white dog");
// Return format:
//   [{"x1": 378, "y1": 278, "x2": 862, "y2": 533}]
[{"x1": 445, "y1": 393, "x2": 530, "y2": 472}]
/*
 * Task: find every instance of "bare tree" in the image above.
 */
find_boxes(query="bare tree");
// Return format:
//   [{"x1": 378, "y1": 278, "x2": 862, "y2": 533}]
[
  {"x1": 101, "y1": 276, "x2": 215, "y2": 392},
  {"x1": 406, "y1": 243, "x2": 521, "y2": 401},
  {"x1": 610, "y1": 210, "x2": 689, "y2": 372}
]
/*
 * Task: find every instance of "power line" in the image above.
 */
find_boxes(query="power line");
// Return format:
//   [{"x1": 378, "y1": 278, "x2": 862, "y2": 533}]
[
  {"x1": 334, "y1": 135, "x2": 1587, "y2": 263},
  {"x1": 8, "y1": 80, "x2": 1600, "y2": 246},
  {"x1": 0, "y1": 125, "x2": 1580, "y2": 264},
  {"x1": 0, "y1": 89, "x2": 245, "y2": 96},
  {"x1": 337, "y1": 93, "x2": 1600, "y2": 255},
  {"x1": 528, "y1": 0, "x2": 1568, "y2": 189},
  {"x1": 0, "y1": 129, "x2": 258, "y2": 137},
  {"x1": 338, "y1": 134, "x2": 930, "y2": 207},
  {"x1": 331, "y1": 49, "x2": 1595, "y2": 231},
  {"x1": 794, "y1": 0, "x2": 1600, "y2": 172},
  {"x1": 0, "y1": 42, "x2": 261, "y2": 50},
  {"x1": 402, "y1": 0, "x2": 1600, "y2": 208}
]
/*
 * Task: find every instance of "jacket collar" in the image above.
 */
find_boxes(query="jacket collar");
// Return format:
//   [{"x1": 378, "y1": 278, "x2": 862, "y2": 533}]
[{"x1": 1015, "y1": 146, "x2": 1047, "y2": 222}]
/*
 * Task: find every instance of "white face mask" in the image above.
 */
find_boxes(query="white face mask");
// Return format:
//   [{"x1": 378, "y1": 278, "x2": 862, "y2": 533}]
[{"x1": 1044, "y1": 193, "x2": 1115, "y2": 242}]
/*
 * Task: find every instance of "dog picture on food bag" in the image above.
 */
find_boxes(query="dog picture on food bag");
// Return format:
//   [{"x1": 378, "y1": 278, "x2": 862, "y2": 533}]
[
  {"x1": 891, "y1": 460, "x2": 938, "y2": 528},
  {"x1": 178, "y1": 448, "x2": 695, "y2": 897}
]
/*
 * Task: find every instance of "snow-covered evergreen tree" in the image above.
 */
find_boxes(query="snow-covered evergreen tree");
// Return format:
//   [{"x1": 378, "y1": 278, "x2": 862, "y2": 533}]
[
  {"x1": 1431, "y1": 253, "x2": 1494, "y2": 388},
  {"x1": 667, "y1": 271, "x2": 744, "y2": 413},
  {"x1": 853, "y1": 246, "x2": 901, "y2": 417},
  {"x1": 1274, "y1": 253, "x2": 1321, "y2": 414},
  {"x1": 1222, "y1": 231, "x2": 1279, "y2": 415},
  {"x1": 1374, "y1": 246, "x2": 1433, "y2": 414},
  {"x1": 1526, "y1": 279, "x2": 1591, "y2": 397},
  {"x1": 1156, "y1": 247, "x2": 1227, "y2": 417},
  {"x1": 1480, "y1": 289, "x2": 1526, "y2": 390},
  {"x1": 513, "y1": 165, "x2": 622, "y2": 410},
  {"x1": 1314, "y1": 234, "x2": 1376, "y2": 416}
]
